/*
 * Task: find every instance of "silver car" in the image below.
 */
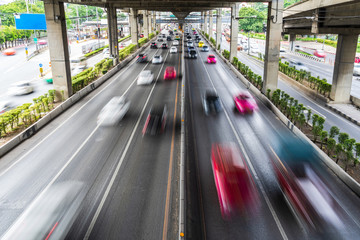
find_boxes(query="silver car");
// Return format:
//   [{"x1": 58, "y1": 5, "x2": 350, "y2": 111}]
[
  {"x1": 353, "y1": 63, "x2": 360, "y2": 76},
  {"x1": 289, "y1": 61, "x2": 309, "y2": 72},
  {"x1": 152, "y1": 55, "x2": 163, "y2": 64},
  {"x1": 97, "y1": 96, "x2": 130, "y2": 126}
]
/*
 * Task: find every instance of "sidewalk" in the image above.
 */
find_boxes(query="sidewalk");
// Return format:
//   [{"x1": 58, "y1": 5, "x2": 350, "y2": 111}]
[{"x1": 326, "y1": 103, "x2": 360, "y2": 126}]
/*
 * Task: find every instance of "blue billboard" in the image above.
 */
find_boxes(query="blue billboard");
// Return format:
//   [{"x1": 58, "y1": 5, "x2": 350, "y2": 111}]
[{"x1": 14, "y1": 14, "x2": 47, "y2": 30}]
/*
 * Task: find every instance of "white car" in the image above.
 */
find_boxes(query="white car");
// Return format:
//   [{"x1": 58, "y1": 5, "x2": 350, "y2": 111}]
[
  {"x1": 170, "y1": 46, "x2": 177, "y2": 53},
  {"x1": 187, "y1": 41, "x2": 194, "y2": 47},
  {"x1": 152, "y1": 55, "x2": 163, "y2": 64},
  {"x1": 97, "y1": 96, "x2": 130, "y2": 126},
  {"x1": 103, "y1": 48, "x2": 110, "y2": 58},
  {"x1": 173, "y1": 40, "x2": 179, "y2": 46},
  {"x1": 8, "y1": 81, "x2": 34, "y2": 96},
  {"x1": 250, "y1": 45, "x2": 259, "y2": 54},
  {"x1": 137, "y1": 70, "x2": 154, "y2": 85},
  {"x1": 354, "y1": 63, "x2": 360, "y2": 76},
  {"x1": 0, "y1": 101, "x2": 12, "y2": 114}
]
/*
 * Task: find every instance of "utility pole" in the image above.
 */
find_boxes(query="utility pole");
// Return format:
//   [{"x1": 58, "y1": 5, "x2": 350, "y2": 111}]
[
  {"x1": 96, "y1": 7, "x2": 100, "y2": 43},
  {"x1": 76, "y1": 5, "x2": 80, "y2": 40}
]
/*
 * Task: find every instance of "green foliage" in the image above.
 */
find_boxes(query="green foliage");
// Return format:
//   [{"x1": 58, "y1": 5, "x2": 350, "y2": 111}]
[
  {"x1": 329, "y1": 126, "x2": 340, "y2": 138},
  {"x1": 284, "y1": 0, "x2": 302, "y2": 8},
  {"x1": 222, "y1": 50, "x2": 230, "y2": 60},
  {"x1": 149, "y1": 33, "x2": 155, "y2": 39},
  {"x1": 65, "y1": 5, "x2": 104, "y2": 30},
  {"x1": 138, "y1": 37, "x2": 149, "y2": 47},
  {"x1": 238, "y1": 7, "x2": 266, "y2": 33},
  {"x1": 210, "y1": 37, "x2": 216, "y2": 47},
  {"x1": 0, "y1": 0, "x2": 44, "y2": 26}
]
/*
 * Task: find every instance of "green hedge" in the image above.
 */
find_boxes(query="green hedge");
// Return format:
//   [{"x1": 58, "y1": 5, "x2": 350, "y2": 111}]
[
  {"x1": 138, "y1": 37, "x2": 149, "y2": 47},
  {"x1": 210, "y1": 37, "x2": 216, "y2": 46},
  {"x1": 83, "y1": 35, "x2": 131, "y2": 58},
  {"x1": 149, "y1": 33, "x2": 155, "y2": 39},
  {"x1": 222, "y1": 49, "x2": 230, "y2": 60}
]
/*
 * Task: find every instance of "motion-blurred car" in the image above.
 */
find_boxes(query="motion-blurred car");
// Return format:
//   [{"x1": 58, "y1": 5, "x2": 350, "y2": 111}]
[
  {"x1": 8, "y1": 81, "x2": 34, "y2": 96},
  {"x1": 202, "y1": 45, "x2": 209, "y2": 52},
  {"x1": 38, "y1": 40, "x2": 47, "y2": 45},
  {"x1": 294, "y1": 45, "x2": 304, "y2": 52},
  {"x1": 250, "y1": 45, "x2": 260, "y2": 54},
  {"x1": 289, "y1": 60, "x2": 309, "y2": 72},
  {"x1": 353, "y1": 63, "x2": 360, "y2": 76},
  {"x1": 0, "y1": 101, "x2": 12, "y2": 114},
  {"x1": 271, "y1": 136, "x2": 345, "y2": 234},
  {"x1": 355, "y1": 56, "x2": 360, "y2": 63},
  {"x1": 97, "y1": 96, "x2": 130, "y2": 126},
  {"x1": 186, "y1": 50, "x2": 197, "y2": 59},
  {"x1": 139, "y1": 34, "x2": 144, "y2": 38},
  {"x1": 207, "y1": 54, "x2": 216, "y2": 64},
  {"x1": 166, "y1": 36, "x2": 172, "y2": 41},
  {"x1": 161, "y1": 43, "x2": 168, "y2": 49},
  {"x1": 3, "y1": 48, "x2": 16, "y2": 56},
  {"x1": 142, "y1": 105, "x2": 167, "y2": 135},
  {"x1": 170, "y1": 46, "x2": 177, "y2": 53},
  {"x1": 186, "y1": 35, "x2": 192, "y2": 41},
  {"x1": 187, "y1": 46, "x2": 195, "y2": 52},
  {"x1": 233, "y1": 92, "x2": 258, "y2": 114},
  {"x1": 203, "y1": 91, "x2": 222, "y2": 115},
  {"x1": 164, "y1": 66, "x2": 176, "y2": 80},
  {"x1": 314, "y1": 49, "x2": 326, "y2": 58},
  {"x1": 150, "y1": 42, "x2": 158, "y2": 49},
  {"x1": 152, "y1": 55, "x2": 163, "y2": 64},
  {"x1": 187, "y1": 41, "x2": 194, "y2": 47},
  {"x1": 102, "y1": 48, "x2": 110, "y2": 58},
  {"x1": 136, "y1": 53, "x2": 148, "y2": 63},
  {"x1": 137, "y1": 70, "x2": 154, "y2": 85},
  {"x1": 211, "y1": 143, "x2": 259, "y2": 219},
  {"x1": 157, "y1": 36, "x2": 164, "y2": 42},
  {"x1": 173, "y1": 40, "x2": 179, "y2": 46},
  {"x1": 198, "y1": 41, "x2": 204, "y2": 48}
]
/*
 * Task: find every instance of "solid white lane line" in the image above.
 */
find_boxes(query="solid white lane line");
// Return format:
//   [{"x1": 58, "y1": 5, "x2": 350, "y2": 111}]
[
  {"x1": 197, "y1": 48, "x2": 289, "y2": 240},
  {"x1": 0, "y1": 47, "x2": 160, "y2": 177},
  {"x1": 84, "y1": 44, "x2": 171, "y2": 240}
]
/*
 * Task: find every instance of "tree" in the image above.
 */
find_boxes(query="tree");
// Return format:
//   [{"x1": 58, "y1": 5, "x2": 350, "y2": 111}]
[
  {"x1": 329, "y1": 126, "x2": 340, "y2": 139},
  {"x1": 0, "y1": 0, "x2": 45, "y2": 26},
  {"x1": 238, "y1": 7, "x2": 265, "y2": 33},
  {"x1": 355, "y1": 142, "x2": 360, "y2": 167},
  {"x1": 320, "y1": 130, "x2": 328, "y2": 149},
  {"x1": 338, "y1": 132, "x2": 349, "y2": 145},
  {"x1": 327, "y1": 138, "x2": 336, "y2": 156},
  {"x1": 335, "y1": 144, "x2": 343, "y2": 163}
]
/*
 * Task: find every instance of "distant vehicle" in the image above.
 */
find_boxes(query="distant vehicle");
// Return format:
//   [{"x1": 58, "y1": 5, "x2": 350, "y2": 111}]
[
  {"x1": 187, "y1": 46, "x2": 195, "y2": 52},
  {"x1": 207, "y1": 54, "x2": 216, "y2": 64},
  {"x1": 166, "y1": 36, "x2": 172, "y2": 41},
  {"x1": 187, "y1": 41, "x2": 194, "y2": 47},
  {"x1": 294, "y1": 45, "x2": 304, "y2": 52},
  {"x1": 203, "y1": 91, "x2": 222, "y2": 115},
  {"x1": 169, "y1": 30, "x2": 173, "y2": 35},
  {"x1": 3, "y1": 48, "x2": 16, "y2": 56},
  {"x1": 195, "y1": 38, "x2": 200, "y2": 43},
  {"x1": 354, "y1": 63, "x2": 360, "y2": 76},
  {"x1": 355, "y1": 56, "x2": 360, "y2": 63},
  {"x1": 70, "y1": 57, "x2": 87, "y2": 73},
  {"x1": 136, "y1": 53, "x2": 148, "y2": 63},
  {"x1": 186, "y1": 35, "x2": 192, "y2": 41},
  {"x1": 198, "y1": 41, "x2": 204, "y2": 48},
  {"x1": 175, "y1": 35, "x2": 180, "y2": 41},
  {"x1": 164, "y1": 66, "x2": 176, "y2": 80},
  {"x1": 314, "y1": 49, "x2": 326, "y2": 58},
  {"x1": 211, "y1": 143, "x2": 259, "y2": 219},
  {"x1": 137, "y1": 70, "x2": 154, "y2": 85},
  {"x1": 234, "y1": 92, "x2": 258, "y2": 114},
  {"x1": 38, "y1": 40, "x2": 47, "y2": 45},
  {"x1": 289, "y1": 60, "x2": 309, "y2": 72},
  {"x1": 0, "y1": 101, "x2": 12, "y2": 114},
  {"x1": 250, "y1": 45, "x2": 259, "y2": 54},
  {"x1": 97, "y1": 96, "x2": 130, "y2": 126},
  {"x1": 152, "y1": 55, "x2": 163, "y2": 64},
  {"x1": 280, "y1": 47, "x2": 286, "y2": 53},
  {"x1": 173, "y1": 40, "x2": 179, "y2": 46},
  {"x1": 162, "y1": 34, "x2": 166, "y2": 38},
  {"x1": 150, "y1": 42, "x2": 158, "y2": 49},
  {"x1": 202, "y1": 45, "x2": 209, "y2": 52},
  {"x1": 142, "y1": 105, "x2": 167, "y2": 135},
  {"x1": 187, "y1": 50, "x2": 197, "y2": 59},
  {"x1": 8, "y1": 81, "x2": 34, "y2": 96},
  {"x1": 157, "y1": 36, "x2": 164, "y2": 42},
  {"x1": 139, "y1": 34, "x2": 144, "y2": 38},
  {"x1": 103, "y1": 48, "x2": 110, "y2": 58},
  {"x1": 161, "y1": 43, "x2": 168, "y2": 49},
  {"x1": 170, "y1": 46, "x2": 177, "y2": 53}
]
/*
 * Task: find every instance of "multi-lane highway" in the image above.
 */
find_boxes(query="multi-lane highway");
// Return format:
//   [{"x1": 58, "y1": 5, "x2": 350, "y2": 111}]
[{"x1": 1, "y1": 30, "x2": 360, "y2": 240}]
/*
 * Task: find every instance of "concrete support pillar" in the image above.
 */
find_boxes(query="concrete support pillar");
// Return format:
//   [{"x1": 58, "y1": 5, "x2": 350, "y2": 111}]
[
  {"x1": 262, "y1": 0, "x2": 284, "y2": 94},
  {"x1": 152, "y1": 11, "x2": 156, "y2": 33},
  {"x1": 44, "y1": 0, "x2": 72, "y2": 100},
  {"x1": 107, "y1": 6, "x2": 118, "y2": 63},
  {"x1": 289, "y1": 33, "x2": 296, "y2": 52},
  {"x1": 229, "y1": 3, "x2": 239, "y2": 62},
  {"x1": 330, "y1": 34, "x2": 358, "y2": 102},
  {"x1": 200, "y1": 12, "x2": 204, "y2": 32},
  {"x1": 204, "y1": 12, "x2": 208, "y2": 34},
  {"x1": 216, "y1": 8, "x2": 222, "y2": 50},
  {"x1": 130, "y1": 8, "x2": 138, "y2": 47},
  {"x1": 143, "y1": 10, "x2": 149, "y2": 38},
  {"x1": 209, "y1": 11, "x2": 213, "y2": 39},
  {"x1": 156, "y1": 12, "x2": 161, "y2": 32}
]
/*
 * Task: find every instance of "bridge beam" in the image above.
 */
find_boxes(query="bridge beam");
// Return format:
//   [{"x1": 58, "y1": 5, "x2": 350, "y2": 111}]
[
  {"x1": 44, "y1": 0, "x2": 72, "y2": 100},
  {"x1": 216, "y1": 8, "x2": 222, "y2": 49},
  {"x1": 330, "y1": 34, "x2": 358, "y2": 103},
  {"x1": 229, "y1": 3, "x2": 239, "y2": 62},
  {"x1": 130, "y1": 8, "x2": 139, "y2": 47},
  {"x1": 263, "y1": 0, "x2": 284, "y2": 94},
  {"x1": 107, "y1": 5, "x2": 119, "y2": 64}
]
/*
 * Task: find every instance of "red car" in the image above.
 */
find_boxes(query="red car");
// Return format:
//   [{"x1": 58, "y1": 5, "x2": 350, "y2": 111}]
[
  {"x1": 139, "y1": 34, "x2": 144, "y2": 38},
  {"x1": 164, "y1": 66, "x2": 176, "y2": 80},
  {"x1": 211, "y1": 143, "x2": 259, "y2": 219},
  {"x1": 355, "y1": 56, "x2": 360, "y2": 63},
  {"x1": 207, "y1": 54, "x2": 216, "y2": 64},
  {"x1": 3, "y1": 48, "x2": 16, "y2": 56},
  {"x1": 234, "y1": 92, "x2": 258, "y2": 113},
  {"x1": 313, "y1": 49, "x2": 326, "y2": 58},
  {"x1": 38, "y1": 40, "x2": 47, "y2": 45}
]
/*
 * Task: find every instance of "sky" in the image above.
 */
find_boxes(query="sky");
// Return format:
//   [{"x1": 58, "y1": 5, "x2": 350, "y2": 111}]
[{"x1": 0, "y1": 0, "x2": 15, "y2": 5}]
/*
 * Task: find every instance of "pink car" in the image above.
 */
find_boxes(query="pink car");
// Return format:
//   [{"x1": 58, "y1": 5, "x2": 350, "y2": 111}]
[
  {"x1": 164, "y1": 66, "x2": 176, "y2": 80},
  {"x1": 314, "y1": 49, "x2": 326, "y2": 58},
  {"x1": 211, "y1": 143, "x2": 259, "y2": 219},
  {"x1": 234, "y1": 92, "x2": 258, "y2": 113},
  {"x1": 207, "y1": 54, "x2": 216, "y2": 64}
]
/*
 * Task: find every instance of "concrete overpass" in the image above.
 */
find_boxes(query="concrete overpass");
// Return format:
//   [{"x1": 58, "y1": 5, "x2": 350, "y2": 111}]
[
  {"x1": 43, "y1": 0, "x2": 284, "y2": 101},
  {"x1": 283, "y1": 0, "x2": 360, "y2": 103}
]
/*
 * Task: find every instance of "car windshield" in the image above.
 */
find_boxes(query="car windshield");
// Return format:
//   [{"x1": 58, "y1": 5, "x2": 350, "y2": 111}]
[
  {"x1": 154, "y1": 56, "x2": 160, "y2": 58},
  {"x1": 209, "y1": 55, "x2": 215, "y2": 58},
  {"x1": 297, "y1": 62, "x2": 304, "y2": 65},
  {"x1": 139, "y1": 54, "x2": 144, "y2": 57},
  {"x1": 238, "y1": 94, "x2": 250, "y2": 100},
  {"x1": 140, "y1": 71, "x2": 150, "y2": 76},
  {"x1": 190, "y1": 50, "x2": 196, "y2": 54},
  {"x1": 203, "y1": 46, "x2": 208, "y2": 49}
]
